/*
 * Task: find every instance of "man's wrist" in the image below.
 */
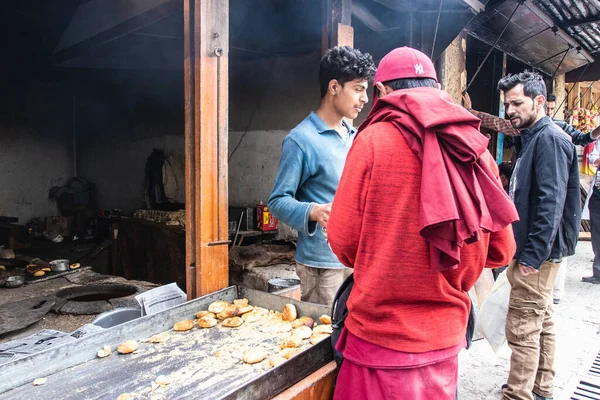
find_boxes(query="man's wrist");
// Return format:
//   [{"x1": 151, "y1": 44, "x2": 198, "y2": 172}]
[{"x1": 518, "y1": 260, "x2": 537, "y2": 269}]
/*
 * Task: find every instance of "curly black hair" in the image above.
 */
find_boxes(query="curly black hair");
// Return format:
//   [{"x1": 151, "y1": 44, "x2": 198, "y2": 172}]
[
  {"x1": 497, "y1": 71, "x2": 546, "y2": 100},
  {"x1": 319, "y1": 46, "x2": 376, "y2": 98}
]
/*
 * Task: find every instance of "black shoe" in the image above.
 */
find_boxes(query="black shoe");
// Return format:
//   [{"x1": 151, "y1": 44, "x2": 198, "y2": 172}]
[
  {"x1": 501, "y1": 383, "x2": 508, "y2": 390},
  {"x1": 533, "y1": 391, "x2": 553, "y2": 400},
  {"x1": 553, "y1": 298, "x2": 561, "y2": 304},
  {"x1": 582, "y1": 276, "x2": 600, "y2": 284}
]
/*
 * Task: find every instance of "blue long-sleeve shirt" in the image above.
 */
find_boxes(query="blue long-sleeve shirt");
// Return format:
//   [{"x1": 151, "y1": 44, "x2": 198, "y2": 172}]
[{"x1": 268, "y1": 112, "x2": 356, "y2": 268}]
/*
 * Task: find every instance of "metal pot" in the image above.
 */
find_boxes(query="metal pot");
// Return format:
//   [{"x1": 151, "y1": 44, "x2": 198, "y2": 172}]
[
  {"x1": 49, "y1": 259, "x2": 69, "y2": 272},
  {"x1": 5, "y1": 276, "x2": 25, "y2": 288}
]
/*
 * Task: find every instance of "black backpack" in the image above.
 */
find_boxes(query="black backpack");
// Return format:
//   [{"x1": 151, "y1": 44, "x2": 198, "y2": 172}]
[
  {"x1": 330, "y1": 273, "x2": 354, "y2": 368},
  {"x1": 330, "y1": 273, "x2": 475, "y2": 368}
]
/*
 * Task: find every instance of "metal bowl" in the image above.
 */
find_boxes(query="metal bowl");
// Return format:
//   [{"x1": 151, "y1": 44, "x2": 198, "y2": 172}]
[
  {"x1": 49, "y1": 259, "x2": 70, "y2": 272},
  {"x1": 5, "y1": 275, "x2": 25, "y2": 288}
]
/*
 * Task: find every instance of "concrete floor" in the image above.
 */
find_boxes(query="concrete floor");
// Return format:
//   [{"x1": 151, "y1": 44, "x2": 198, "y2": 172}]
[{"x1": 458, "y1": 240, "x2": 600, "y2": 400}]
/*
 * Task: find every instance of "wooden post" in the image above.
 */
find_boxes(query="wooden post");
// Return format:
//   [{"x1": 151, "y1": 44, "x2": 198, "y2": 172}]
[
  {"x1": 322, "y1": 0, "x2": 353, "y2": 53},
  {"x1": 184, "y1": 0, "x2": 229, "y2": 299}
]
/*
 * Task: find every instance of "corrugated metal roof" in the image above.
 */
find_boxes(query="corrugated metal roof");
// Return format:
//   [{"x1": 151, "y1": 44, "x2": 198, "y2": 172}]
[
  {"x1": 533, "y1": 0, "x2": 600, "y2": 55},
  {"x1": 465, "y1": 0, "x2": 594, "y2": 76}
]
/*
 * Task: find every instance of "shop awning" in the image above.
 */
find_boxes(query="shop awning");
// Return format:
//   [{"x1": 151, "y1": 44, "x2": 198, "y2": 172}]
[{"x1": 464, "y1": 0, "x2": 594, "y2": 76}]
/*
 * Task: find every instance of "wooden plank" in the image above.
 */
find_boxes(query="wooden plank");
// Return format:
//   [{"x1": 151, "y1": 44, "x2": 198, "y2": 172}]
[
  {"x1": 335, "y1": 24, "x2": 354, "y2": 48},
  {"x1": 184, "y1": 0, "x2": 229, "y2": 299},
  {"x1": 271, "y1": 361, "x2": 337, "y2": 400},
  {"x1": 322, "y1": 0, "x2": 354, "y2": 51}
]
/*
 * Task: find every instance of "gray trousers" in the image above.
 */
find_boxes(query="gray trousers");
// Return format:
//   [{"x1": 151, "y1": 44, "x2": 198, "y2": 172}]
[{"x1": 589, "y1": 194, "x2": 600, "y2": 279}]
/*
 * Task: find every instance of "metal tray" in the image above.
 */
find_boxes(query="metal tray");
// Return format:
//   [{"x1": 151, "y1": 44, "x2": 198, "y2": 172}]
[{"x1": 0, "y1": 286, "x2": 333, "y2": 399}]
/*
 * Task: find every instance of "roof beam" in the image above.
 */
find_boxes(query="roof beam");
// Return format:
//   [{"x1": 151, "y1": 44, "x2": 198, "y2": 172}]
[
  {"x1": 54, "y1": 0, "x2": 182, "y2": 63},
  {"x1": 455, "y1": 0, "x2": 485, "y2": 13},
  {"x1": 562, "y1": 15, "x2": 600, "y2": 29}
]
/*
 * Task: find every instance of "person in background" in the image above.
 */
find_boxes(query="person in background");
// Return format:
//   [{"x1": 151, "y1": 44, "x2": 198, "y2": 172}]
[
  {"x1": 327, "y1": 47, "x2": 517, "y2": 400},
  {"x1": 462, "y1": 91, "x2": 600, "y2": 145},
  {"x1": 498, "y1": 162, "x2": 512, "y2": 193},
  {"x1": 267, "y1": 46, "x2": 376, "y2": 306},
  {"x1": 462, "y1": 91, "x2": 596, "y2": 304},
  {"x1": 497, "y1": 71, "x2": 580, "y2": 400},
  {"x1": 582, "y1": 139, "x2": 600, "y2": 284}
]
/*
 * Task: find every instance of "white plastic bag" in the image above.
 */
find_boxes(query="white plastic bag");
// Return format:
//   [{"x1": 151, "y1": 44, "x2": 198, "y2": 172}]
[{"x1": 475, "y1": 269, "x2": 511, "y2": 353}]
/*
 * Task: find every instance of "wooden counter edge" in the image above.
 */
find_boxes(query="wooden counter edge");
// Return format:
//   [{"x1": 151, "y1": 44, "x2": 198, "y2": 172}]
[{"x1": 271, "y1": 361, "x2": 337, "y2": 400}]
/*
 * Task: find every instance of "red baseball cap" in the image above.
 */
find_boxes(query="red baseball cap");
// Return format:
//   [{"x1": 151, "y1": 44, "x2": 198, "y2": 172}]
[{"x1": 374, "y1": 47, "x2": 438, "y2": 85}]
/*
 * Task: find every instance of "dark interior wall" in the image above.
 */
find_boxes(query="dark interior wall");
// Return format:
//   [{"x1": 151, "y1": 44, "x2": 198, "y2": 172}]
[
  {"x1": 75, "y1": 69, "x2": 186, "y2": 213},
  {"x1": 0, "y1": 70, "x2": 74, "y2": 223}
]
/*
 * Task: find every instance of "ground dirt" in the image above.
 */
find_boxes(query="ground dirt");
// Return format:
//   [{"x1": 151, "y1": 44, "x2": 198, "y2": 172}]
[{"x1": 458, "y1": 240, "x2": 600, "y2": 400}]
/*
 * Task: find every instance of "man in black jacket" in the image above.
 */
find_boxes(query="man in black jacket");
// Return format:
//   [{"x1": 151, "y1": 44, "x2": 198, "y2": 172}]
[{"x1": 499, "y1": 72, "x2": 580, "y2": 400}]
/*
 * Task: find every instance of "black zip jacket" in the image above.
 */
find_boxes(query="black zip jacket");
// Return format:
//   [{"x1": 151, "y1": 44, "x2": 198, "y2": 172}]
[{"x1": 510, "y1": 116, "x2": 581, "y2": 269}]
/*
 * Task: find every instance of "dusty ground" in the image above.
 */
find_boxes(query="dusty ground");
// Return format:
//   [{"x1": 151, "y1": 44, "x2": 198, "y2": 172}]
[{"x1": 458, "y1": 240, "x2": 600, "y2": 400}]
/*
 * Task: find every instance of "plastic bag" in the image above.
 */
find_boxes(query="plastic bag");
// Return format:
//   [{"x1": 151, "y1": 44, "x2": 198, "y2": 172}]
[{"x1": 475, "y1": 269, "x2": 511, "y2": 353}]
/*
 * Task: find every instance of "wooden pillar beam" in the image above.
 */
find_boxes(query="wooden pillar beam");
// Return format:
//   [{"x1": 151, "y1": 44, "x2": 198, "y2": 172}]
[
  {"x1": 184, "y1": 0, "x2": 229, "y2": 299},
  {"x1": 322, "y1": 0, "x2": 354, "y2": 54}
]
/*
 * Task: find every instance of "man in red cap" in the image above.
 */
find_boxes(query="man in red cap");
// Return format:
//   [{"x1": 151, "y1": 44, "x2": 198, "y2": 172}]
[{"x1": 327, "y1": 47, "x2": 518, "y2": 399}]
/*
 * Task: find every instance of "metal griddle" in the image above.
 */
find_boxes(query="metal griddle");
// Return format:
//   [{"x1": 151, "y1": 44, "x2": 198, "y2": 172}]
[{"x1": 0, "y1": 286, "x2": 333, "y2": 399}]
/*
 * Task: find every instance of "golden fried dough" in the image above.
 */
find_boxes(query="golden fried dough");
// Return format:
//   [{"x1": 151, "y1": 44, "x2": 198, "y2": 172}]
[
  {"x1": 117, "y1": 340, "x2": 138, "y2": 354},
  {"x1": 217, "y1": 305, "x2": 240, "y2": 320},
  {"x1": 149, "y1": 332, "x2": 170, "y2": 343},
  {"x1": 198, "y1": 316, "x2": 218, "y2": 328},
  {"x1": 242, "y1": 348, "x2": 267, "y2": 364},
  {"x1": 241, "y1": 311, "x2": 263, "y2": 323},
  {"x1": 319, "y1": 315, "x2": 332, "y2": 325},
  {"x1": 291, "y1": 316, "x2": 315, "y2": 329},
  {"x1": 173, "y1": 319, "x2": 195, "y2": 332},
  {"x1": 280, "y1": 334, "x2": 303, "y2": 349},
  {"x1": 208, "y1": 301, "x2": 229, "y2": 313},
  {"x1": 293, "y1": 326, "x2": 312, "y2": 340},
  {"x1": 96, "y1": 345, "x2": 111, "y2": 358},
  {"x1": 310, "y1": 334, "x2": 331, "y2": 345},
  {"x1": 280, "y1": 348, "x2": 300, "y2": 359},
  {"x1": 282, "y1": 304, "x2": 297, "y2": 322},
  {"x1": 313, "y1": 324, "x2": 333, "y2": 335},
  {"x1": 233, "y1": 298, "x2": 249, "y2": 307},
  {"x1": 269, "y1": 355, "x2": 287, "y2": 367},
  {"x1": 237, "y1": 305, "x2": 254, "y2": 315},
  {"x1": 222, "y1": 316, "x2": 243, "y2": 328},
  {"x1": 196, "y1": 310, "x2": 216, "y2": 319}
]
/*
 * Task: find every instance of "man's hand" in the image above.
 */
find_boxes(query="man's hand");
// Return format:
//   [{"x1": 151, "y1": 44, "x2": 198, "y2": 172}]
[
  {"x1": 593, "y1": 158, "x2": 600, "y2": 167},
  {"x1": 462, "y1": 92, "x2": 472, "y2": 109},
  {"x1": 310, "y1": 203, "x2": 332, "y2": 228},
  {"x1": 518, "y1": 263, "x2": 539, "y2": 275}
]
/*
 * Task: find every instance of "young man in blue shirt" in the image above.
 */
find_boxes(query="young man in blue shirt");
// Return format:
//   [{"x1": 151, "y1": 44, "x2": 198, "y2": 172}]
[{"x1": 268, "y1": 46, "x2": 375, "y2": 305}]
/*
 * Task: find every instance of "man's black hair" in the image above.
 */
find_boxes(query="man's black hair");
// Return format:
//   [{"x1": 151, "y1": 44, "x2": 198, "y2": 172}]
[
  {"x1": 319, "y1": 46, "x2": 376, "y2": 98},
  {"x1": 498, "y1": 162, "x2": 512, "y2": 179},
  {"x1": 383, "y1": 78, "x2": 438, "y2": 92},
  {"x1": 497, "y1": 71, "x2": 547, "y2": 100},
  {"x1": 547, "y1": 94, "x2": 556, "y2": 102}
]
